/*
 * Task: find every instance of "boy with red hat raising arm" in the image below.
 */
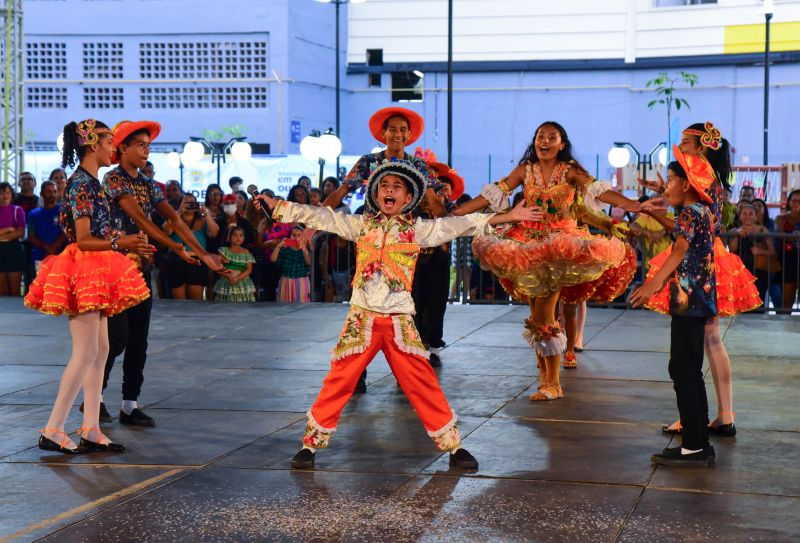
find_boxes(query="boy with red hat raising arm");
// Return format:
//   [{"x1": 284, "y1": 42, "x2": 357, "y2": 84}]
[
  {"x1": 629, "y1": 146, "x2": 718, "y2": 468},
  {"x1": 257, "y1": 161, "x2": 541, "y2": 470},
  {"x1": 97, "y1": 120, "x2": 224, "y2": 428}
]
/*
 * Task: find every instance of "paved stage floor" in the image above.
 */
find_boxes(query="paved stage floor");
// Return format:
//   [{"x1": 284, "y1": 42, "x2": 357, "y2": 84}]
[{"x1": 0, "y1": 298, "x2": 798, "y2": 542}]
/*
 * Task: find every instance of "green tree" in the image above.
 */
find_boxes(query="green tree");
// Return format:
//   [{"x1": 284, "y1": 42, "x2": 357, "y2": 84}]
[{"x1": 646, "y1": 71, "x2": 698, "y2": 160}]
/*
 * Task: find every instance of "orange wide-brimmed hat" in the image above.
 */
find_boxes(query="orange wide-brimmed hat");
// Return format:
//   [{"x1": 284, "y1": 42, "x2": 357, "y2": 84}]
[
  {"x1": 110, "y1": 120, "x2": 161, "y2": 164},
  {"x1": 673, "y1": 145, "x2": 714, "y2": 204},
  {"x1": 437, "y1": 167, "x2": 465, "y2": 201},
  {"x1": 369, "y1": 107, "x2": 423, "y2": 146},
  {"x1": 413, "y1": 147, "x2": 464, "y2": 201}
]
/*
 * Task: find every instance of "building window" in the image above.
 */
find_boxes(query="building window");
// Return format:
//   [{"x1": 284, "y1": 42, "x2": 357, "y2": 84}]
[
  {"x1": 83, "y1": 87, "x2": 124, "y2": 109},
  {"x1": 83, "y1": 42, "x2": 124, "y2": 79},
  {"x1": 138, "y1": 41, "x2": 268, "y2": 80},
  {"x1": 653, "y1": 0, "x2": 717, "y2": 6},
  {"x1": 25, "y1": 42, "x2": 67, "y2": 79},
  {"x1": 139, "y1": 86, "x2": 268, "y2": 109},
  {"x1": 26, "y1": 87, "x2": 67, "y2": 109},
  {"x1": 391, "y1": 71, "x2": 424, "y2": 102}
]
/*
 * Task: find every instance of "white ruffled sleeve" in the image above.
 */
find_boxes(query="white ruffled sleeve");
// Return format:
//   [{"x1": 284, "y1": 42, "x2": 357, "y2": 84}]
[
  {"x1": 583, "y1": 180, "x2": 613, "y2": 213},
  {"x1": 415, "y1": 214, "x2": 495, "y2": 248},
  {"x1": 272, "y1": 201, "x2": 363, "y2": 242},
  {"x1": 479, "y1": 184, "x2": 508, "y2": 212}
]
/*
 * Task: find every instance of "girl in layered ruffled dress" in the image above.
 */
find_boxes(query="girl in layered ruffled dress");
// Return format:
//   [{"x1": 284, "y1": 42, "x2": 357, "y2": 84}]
[
  {"x1": 457, "y1": 121, "x2": 637, "y2": 401},
  {"x1": 270, "y1": 225, "x2": 311, "y2": 303},
  {"x1": 214, "y1": 226, "x2": 256, "y2": 302},
  {"x1": 25, "y1": 120, "x2": 154, "y2": 454},
  {"x1": 638, "y1": 122, "x2": 761, "y2": 437}
]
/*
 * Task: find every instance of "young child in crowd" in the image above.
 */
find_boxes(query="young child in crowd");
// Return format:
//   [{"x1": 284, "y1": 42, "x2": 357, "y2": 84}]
[
  {"x1": 214, "y1": 226, "x2": 256, "y2": 302},
  {"x1": 270, "y1": 225, "x2": 311, "y2": 303},
  {"x1": 256, "y1": 161, "x2": 540, "y2": 470},
  {"x1": 630, "y1": 147, "x2": 717, "y2": 467},
  {"x1": 309, "y1": 188, "x2": 323, "y2": 207}
]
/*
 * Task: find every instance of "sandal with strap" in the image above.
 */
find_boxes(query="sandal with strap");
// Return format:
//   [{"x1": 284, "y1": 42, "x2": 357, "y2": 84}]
[
  {"x1": 563, "y1": 351, "x2": 577, "y2": 369},
  {"x1": 38, "y1": 428, "x2": 86, "y2": 454},
  {"x1": 77, "y1": 426, "x2": 126, "y2": 453},
  {"x1": 529, "y1": 383, "x2": 564, "y2": 401},
  {"x1": 661, "y1": 421, "x2": 681, "y2": 435}
]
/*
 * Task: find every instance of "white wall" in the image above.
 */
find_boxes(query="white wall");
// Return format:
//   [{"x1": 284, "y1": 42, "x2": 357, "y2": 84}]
[{"x1": 347, "y1": 0, "x2": 800, "y2": 64}]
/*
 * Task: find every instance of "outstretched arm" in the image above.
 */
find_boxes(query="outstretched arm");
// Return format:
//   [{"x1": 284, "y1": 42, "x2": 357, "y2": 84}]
[
  {"x1": 255, "y1": 196, "x2": 362, "y2": 241},
  {"x1": 629, "y1": 237, "x2": 688, "y2": 306},
  {"x1": 453, "y1": 165, "x2": 527, "y2": 215}
]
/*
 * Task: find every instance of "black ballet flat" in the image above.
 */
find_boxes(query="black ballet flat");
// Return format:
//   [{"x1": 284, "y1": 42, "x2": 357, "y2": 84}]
[
  {"x1": 574, "y1": 347, "x2": 584, "y2": 353},
  {"x1": 708, "y1": 423, "x2": 736, "y2": 437},
  {"x1": 79, "y1": 437, "x2": 126, "y2": 453},
  {"x1": 38, "y1": 435, "x2": 87, "y2": 455},
  {"x1": 291, "y1": 448, "x2": 315, "y2": 469},
  {"x1": 449, "y1": 448, "x2": 479, "y2": 469}
]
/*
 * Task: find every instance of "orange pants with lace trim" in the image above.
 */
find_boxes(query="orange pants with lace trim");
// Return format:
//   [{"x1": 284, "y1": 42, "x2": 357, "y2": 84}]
[{"x1": 302, "y1": 315, "x2": 461, "y2": 452}]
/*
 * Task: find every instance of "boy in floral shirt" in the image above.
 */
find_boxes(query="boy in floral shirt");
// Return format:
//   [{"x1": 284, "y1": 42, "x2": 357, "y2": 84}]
[
  {"x1": 257, "y1": 161, "x2": 540, "y2": 470},
  {"x1": 630, "y1": 146, "x2": 717, "y2": 467}
]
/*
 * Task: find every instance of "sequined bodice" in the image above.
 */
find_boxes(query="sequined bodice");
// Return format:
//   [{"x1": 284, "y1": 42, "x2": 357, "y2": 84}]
[{"x1": 523, "y1": 162, "x2": 575, "y2": 223}]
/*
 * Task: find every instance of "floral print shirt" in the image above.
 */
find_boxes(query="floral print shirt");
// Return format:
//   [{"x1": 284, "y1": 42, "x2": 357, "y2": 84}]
[
  {"x1": 669, "y1": 202, "x2": 717, "y2": 318},
  {"x1": 104, "y1": 166, "x2": 165, "y2": 236},
  {"x1": 61, "y1": 167, "x2": 113, "y2": 242},
  {"x1": 273, "y1": 201, "x2": 494, "y2": 314},
  {"x1": 346, "y1": 151, "x2": 433, "y2": 190}
]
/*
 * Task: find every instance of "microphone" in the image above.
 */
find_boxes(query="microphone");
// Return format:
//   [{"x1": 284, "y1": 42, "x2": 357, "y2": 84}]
[{"x1": 247, "y1": 184, "x2": 274, "y2": 229}]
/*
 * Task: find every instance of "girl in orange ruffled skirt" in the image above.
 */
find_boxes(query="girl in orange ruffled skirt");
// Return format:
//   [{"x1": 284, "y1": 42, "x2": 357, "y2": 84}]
[
  {"x1": 639, "y1": 122, "x2": 761, "y2": 437},
  {"x1": 457, "y1": 122, "x2": 637, "y2": 400},
  {"x1": 24, "y1": 120, "x2": 154, "y2": 454}
]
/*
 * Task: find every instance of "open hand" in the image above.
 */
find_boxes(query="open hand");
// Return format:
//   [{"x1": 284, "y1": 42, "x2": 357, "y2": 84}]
[
  {"x1": 200, "y1": 252, "x2": 224, "y2": 271},
  {"x1": 176, "y1": 247, "x2": 200, "y2": 266},
  {"x1": 637, "y1": 171, "x2": 665, "y2": 194},
  {"x1": 120, "y1": 233, "x2": 156, "y2": 255},
  {"x1": 254, "y1": 194, "x2": 277, "y2": 212},
  {"x1": 510, "y1": 200, "x2": 544, "y2": 223},
  {"x1": 629, "y1": 281, "x2": 657, "y2": 307}
]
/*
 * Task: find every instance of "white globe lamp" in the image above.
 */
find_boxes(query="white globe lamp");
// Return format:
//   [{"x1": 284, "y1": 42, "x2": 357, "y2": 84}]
[
  {"x1": 56, "y1": 133, "x2": 64, "y2": 153},
  {"x1": 182, "y1": 141, "x2": 205, "y2": 166},
  {"x1": 608, "y1": 146, "x2": 631, "y2": 168},
  {"x1": 230, "y1": 141, "x2": 252, "y2": 162},
  {"x1": 318, "y1": 133, "x2": 342, "y2": 163},
  {"x1": 300, "y1": 134, "x2": 321, "y2": 163},
  {"x1": 657, "y1": 147, "x2": 668, "y2": 166},
  {"x1": 166, "y1": 151, "x2": 182, "y2": 169}
]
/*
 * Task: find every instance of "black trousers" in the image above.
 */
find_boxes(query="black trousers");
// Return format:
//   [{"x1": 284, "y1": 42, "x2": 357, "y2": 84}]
[
  {"x1": 411, "y1": 249, "x2": 451, "y2": 349},
  {"x1": 103, "y1": 272, "x2": 153, "y2": 401},
  {"x1": 669, "y1": 316, "x2": 710, "y2": 451}
]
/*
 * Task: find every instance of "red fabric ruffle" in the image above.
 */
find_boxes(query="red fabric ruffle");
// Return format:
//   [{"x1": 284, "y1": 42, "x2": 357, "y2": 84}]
[
  {"x1": 561, "y1": 243, "x2": 637, "y2": 304},
  {"x1": 644, "y1": 237, "x2": 762, "y2": 316},
  {"x1": 24, "y1": 243, "x2": 150, "y2": 317}
]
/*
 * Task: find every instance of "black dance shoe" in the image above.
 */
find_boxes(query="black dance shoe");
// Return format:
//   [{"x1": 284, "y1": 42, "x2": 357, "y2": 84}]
[
  {"x1": 449, "y1": 448, "x2": 479, "y2": 469},
  {"x1": 78, "y1": 401, "x2": 113, "y2": 423},
  {"x1": 651, "y1": 446, "x2": 715, "y2": 467},
  {"x1": 79, "y1": 437, "x2": 126, "y2": 453},
  {"x1": 428, "y1": 353, "x2": 442, "y2": 368},
  {"x1": 291, "y1": 448, "x2": 316, "y2": 469},
  {"x1": 119, "y1": 408, "x2": 156, "y2": 427},
  {"x1": 354, "y1": 377, "x2": 367, "y2": 394},
  {"x1": 38, "y1": 435, "x2": 87, "y2": 455},
  {"x1": 708, "y1": 423, "x2": 736, "y2": 437}
]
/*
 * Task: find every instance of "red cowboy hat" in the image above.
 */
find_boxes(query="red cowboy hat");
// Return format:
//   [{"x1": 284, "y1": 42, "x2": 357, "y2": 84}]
[
  {"x1": 110, "y1": 120, "x2": 161, "y2": 164},
  {"x1": 369, "y1": 107, "x2": 424, "y2": 146},
  {"x1": 437, "y1": 167, "x2": 465, "y2": 201}
]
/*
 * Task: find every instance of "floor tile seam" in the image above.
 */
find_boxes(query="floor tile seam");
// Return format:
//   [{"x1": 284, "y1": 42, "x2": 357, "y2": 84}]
[
  {"x1": 644, "y1": 484, "x2": 800, "y2": 500},
  {"x1": 445, "y1": 307, "x2": 522, "y2": 347},
  {"x1": 25, "y1": 467, "x2": 199, "y2": 543},
  {"x1": 612, "y1": 457, "x2": 660, "y2": 542},
  {"x1": 491, "y1": 415, "x2": 647, "y2": 427},
  {"x1": 0, "y1": 380, "x2": 62, "y2": 399},
  {"x1": 1, "y1": 460, "x2": 201, "y2": 469},
  {"x1": 141, "y1": 369, "x2": 279, "y2": 410}
]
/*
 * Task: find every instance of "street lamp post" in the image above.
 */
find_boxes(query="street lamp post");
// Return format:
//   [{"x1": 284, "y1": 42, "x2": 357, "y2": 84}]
[
  {"x1": 608, "y1": 141, "x2": 666, "y2": 196},
  {"x1": 762, "y1": 0, "x2": 774, "y2": 165},
  {"x1": 315, "y1": 0, "x2": 367, "y2": 174},
  {"x1": 300, "y1": 128, "x2": 342, "y2": 188},
  {"x1": 166, "y1": 150, "x2": 185, "y2": 190},
  {"x1": 181, "y1": 136, "x2": 251, "y2": 187}
]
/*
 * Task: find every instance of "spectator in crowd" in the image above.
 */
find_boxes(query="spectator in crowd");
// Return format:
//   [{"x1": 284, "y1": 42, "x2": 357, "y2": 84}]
[
  {"x1": 297, "y1": 175, "x2": 312, "y2": 190},
  {"x1": 27, "y1": 181, "x2": 66, "y2": 276},
  {"x1": 321, "y1": 176, "x2": 352, "y2": 214},
  {"x1": 214, "y1": 226, "x2": 256, "y2": 302},
  {"x1": 752, "y1": 197, "x2": 782, "y2": 306},
  {"x1": 271, "y1": 225, "x2": 311, "y2": 303},
  {"x1": 140, "y1": 161, "x2": 155, "y2": 180},
  {"x1": 49, "y1": 168, "x2": 68, "y2": 203},
  {"x1": 776, "y1": 189, "x2": 800, "y2": 311},
  {"x1": 309, "y1": 188, "x2": 323, "y2": 206},
  {"x1": 13, "y1": 172, "x2": 40, "y2": 215},
  {"x1": 721, "y1": 186, "x2": 736, "y2": 231},
  {"x1": 739, "y1": 184, "x2": 755, "y2": 203},
  {"x1": 288, "y1": 184, "x2": 310, "y2": 205},
  {"x1": 0, "y1": 182, "x2": 26, "y2": 296},
  {"x1": 162, "y1": 193, "x2": 219, "y2": 300},
  {"x1": 164, "y1": 180, "x2": 183, "y2": 207},
  {"x1": 228, "y1": 176, "x2": 244, "y2": 195},
  {"x1": 728, "y1": 203, "x2": 776, "y2": 305},
  {"x1": 204, "y1": 183, "x2": 227, "y2": 299},
  {"x1": 255, "y1": 213, "x2": 292, "y2": 302},
  {"x1": 630, "y1": 195, "x2": 672, "y2": 272}
]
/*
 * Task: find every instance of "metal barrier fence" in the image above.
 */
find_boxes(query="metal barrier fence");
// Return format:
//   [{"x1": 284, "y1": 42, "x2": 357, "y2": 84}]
[{"x1": 294, "y1": 229, "x2": 799, "y2": 314}]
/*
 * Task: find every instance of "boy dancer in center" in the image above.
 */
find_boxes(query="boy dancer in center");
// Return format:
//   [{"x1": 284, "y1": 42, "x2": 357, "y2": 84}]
[
  {"x1": 630, "y1": 146, "x2": 717, "y2": 467},
  {"x1": 257, "y1": 161, "x2": 540, "y2": 469}
]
